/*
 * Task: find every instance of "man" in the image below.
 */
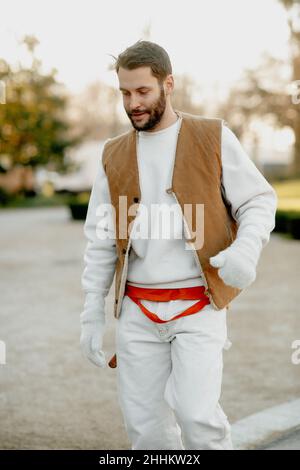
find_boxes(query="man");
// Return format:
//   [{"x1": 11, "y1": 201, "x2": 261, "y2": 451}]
[{"x1": 80, "y1": 40, "x2": 277, "y2": 450}]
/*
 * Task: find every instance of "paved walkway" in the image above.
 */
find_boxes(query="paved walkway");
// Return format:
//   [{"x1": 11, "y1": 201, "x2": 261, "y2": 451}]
[
  {"x1": 0, "y1": 207, "x2": 299, "y2": 449},
  {"x1": 259, "y1": 427, "x2": 300, "y2": 450},
  {"x1": 232, "y1": 398, "x2": 300, "y2": 449}
]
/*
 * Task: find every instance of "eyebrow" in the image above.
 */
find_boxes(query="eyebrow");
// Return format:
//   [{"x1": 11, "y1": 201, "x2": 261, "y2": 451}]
[{"x1": 119, "y1": 86, "x2": 152, "y2": 91}]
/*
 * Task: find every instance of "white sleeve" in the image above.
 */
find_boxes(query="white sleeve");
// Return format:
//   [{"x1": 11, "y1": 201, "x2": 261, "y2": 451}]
[
  {"x1": 221, "y1": 123, "x2": 278, "y2": 258},
  {"x1": 80, "y1": 144, "x2": 118, "y2": 321}
]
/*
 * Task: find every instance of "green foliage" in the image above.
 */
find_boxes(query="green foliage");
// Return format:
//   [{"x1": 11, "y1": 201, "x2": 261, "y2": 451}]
[
  {"x1": 0, "y1": 192, "x2": 70, "y2": 209},
  {"x1": 0, "y1": 36, "x2": 80, "y2": 173},
  {"x1": 274, "y1": 176, "x2": 300, "y2": 238}
]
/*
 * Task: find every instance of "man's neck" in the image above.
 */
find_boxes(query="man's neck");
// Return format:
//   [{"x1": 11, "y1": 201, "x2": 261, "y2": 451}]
[{"x1": 146, "y1": 108, "x2": 179, "y2": 133}]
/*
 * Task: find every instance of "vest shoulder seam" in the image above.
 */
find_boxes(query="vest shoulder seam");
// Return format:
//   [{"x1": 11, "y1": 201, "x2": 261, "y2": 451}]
[
  {"x1": 104, "y1": 130, "x2": 133, "y2": 147},
  {"x1": 177, "y1": 111, "x2": 223, "y2": 124},
  {"x1": 102, "y1": 130, "x2": 134, "y2": 166}
]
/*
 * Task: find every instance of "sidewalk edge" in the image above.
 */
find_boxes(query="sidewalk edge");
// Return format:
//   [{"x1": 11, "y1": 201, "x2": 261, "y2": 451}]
[{"x1": 231, "y1": 398, "x2": 300, "y2": 450}]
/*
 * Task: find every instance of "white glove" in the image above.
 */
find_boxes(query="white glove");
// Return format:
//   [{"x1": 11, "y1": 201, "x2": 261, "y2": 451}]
[
  {"x1": 80, "y1": 293, "x2": 107, "y2": 368},
  {"x1": 209, "y1": 233, "x2": 263, "y2": 289}
]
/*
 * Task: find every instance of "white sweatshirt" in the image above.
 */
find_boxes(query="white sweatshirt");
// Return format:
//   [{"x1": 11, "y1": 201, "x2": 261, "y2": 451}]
[{"x1": 81, "y1": 116, "x2": 277, "y2": 320}]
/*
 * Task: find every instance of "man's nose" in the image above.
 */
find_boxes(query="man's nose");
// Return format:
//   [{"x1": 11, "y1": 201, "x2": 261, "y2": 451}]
[{"x1": 129, "y1": 95, "x2": 142, "y2": 111}]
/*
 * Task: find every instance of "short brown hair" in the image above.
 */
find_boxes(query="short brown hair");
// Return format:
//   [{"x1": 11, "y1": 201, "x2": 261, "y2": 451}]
[{"x1": 112, "y1": 40, "x2": 172, "y2": 83}]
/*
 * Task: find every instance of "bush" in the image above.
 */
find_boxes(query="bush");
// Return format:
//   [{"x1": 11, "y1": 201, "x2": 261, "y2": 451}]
[
  {"x1": 0, "y1": 188, "x2": 10, "y2": 206},
  {"x1": 67, "y1": 192, "x2": 90, "y2": 220},
  {"x1": 274, "y1": 210, "x2": 291, "y2": 233},
  {"x1": 288, "y1": 213, "x2": 300, "y2": 240},
  {"x1": 275, "y1": 209, "x2": 300, "y2": 239}
]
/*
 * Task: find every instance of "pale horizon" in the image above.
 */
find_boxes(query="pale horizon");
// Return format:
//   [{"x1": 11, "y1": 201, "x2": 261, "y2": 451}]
[{"x1": 0, "y1": 0, "x2": 289, "y2": 96}]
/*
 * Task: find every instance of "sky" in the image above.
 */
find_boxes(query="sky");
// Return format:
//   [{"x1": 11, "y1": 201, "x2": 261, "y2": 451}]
[
  {"x1": 0, "y1": 0, "x2": 293, "y2": 162},
  {"x1": 0, "y1": 0, "x2": 289, "y2": 94}
]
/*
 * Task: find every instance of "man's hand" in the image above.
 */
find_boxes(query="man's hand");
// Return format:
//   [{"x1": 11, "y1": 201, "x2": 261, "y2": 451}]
[
  {"x1": 80, "y1": 292, "x2": 107, "y2": 368},
  {"x1": 209, "y1": 235, "x2": 262, "y2": 289},
  {"x1": 80, "y1": 320, "x2": 107, "y2": 368}
]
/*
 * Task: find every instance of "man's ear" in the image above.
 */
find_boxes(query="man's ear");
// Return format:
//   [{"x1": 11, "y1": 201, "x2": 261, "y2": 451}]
[{"x1": 165, "y1": 74, "x2": 174, "y2": 95}]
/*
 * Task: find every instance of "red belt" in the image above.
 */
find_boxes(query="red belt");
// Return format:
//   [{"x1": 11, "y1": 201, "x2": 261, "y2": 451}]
[{"x1": 124, "y1": 283, "x2": 210, "y2": 324}]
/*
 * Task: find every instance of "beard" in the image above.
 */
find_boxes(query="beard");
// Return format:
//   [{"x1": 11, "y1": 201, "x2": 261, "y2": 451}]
[{"x1": 127, "y1": 84, "x2": 166, "y2": 131}]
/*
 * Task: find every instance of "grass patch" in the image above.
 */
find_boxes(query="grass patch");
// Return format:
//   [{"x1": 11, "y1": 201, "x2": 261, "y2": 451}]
[{"x1": 0, "y1": 193, "x2": 72, "y2": 209}]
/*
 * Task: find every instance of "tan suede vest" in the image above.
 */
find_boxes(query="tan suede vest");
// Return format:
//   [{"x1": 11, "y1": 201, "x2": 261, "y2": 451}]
[{"x1": 102, "y1": 110, "x2": 241, "y2": 318}]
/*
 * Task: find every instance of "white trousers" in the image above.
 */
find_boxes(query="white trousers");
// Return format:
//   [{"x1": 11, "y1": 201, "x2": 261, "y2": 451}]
[{"x1": 115, "y1": 295, "x2": 233, "y2": 450}]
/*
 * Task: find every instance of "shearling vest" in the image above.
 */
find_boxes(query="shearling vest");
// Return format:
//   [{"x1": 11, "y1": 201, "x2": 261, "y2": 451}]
[{"x1": 102, "y1": 110, "x2": 241, "y2": 318}]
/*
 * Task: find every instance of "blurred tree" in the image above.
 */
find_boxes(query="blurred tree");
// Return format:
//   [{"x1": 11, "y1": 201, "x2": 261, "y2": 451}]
[
  {"x1": 219, "y1": 55, "x2": 290, "y2": 137},
  {"x1": 172, "y1": 74, "x2": 204, "y2": 115},
  {"x1": 219, "y1": 0, "x2": 300, "y2": 177},
  {"x1": 0, "y1": 35, "x2": 80, "y2": 174},
  {"x1": 68, "y1": 80, "x2": 126, "y2": 140},
  {"x1": 280, "y1": 0, "x2": 300, "y2": 176}
]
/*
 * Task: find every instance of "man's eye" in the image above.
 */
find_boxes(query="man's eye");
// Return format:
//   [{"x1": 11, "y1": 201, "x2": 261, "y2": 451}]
[{"x1": 121, "y1": 90, "x2": 148, "y2": 96}]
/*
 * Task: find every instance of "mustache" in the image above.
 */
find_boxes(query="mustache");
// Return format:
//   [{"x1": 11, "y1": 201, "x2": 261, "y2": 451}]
[{"x1": 130, "y1": 110, "x2": 148, "y2": 115}]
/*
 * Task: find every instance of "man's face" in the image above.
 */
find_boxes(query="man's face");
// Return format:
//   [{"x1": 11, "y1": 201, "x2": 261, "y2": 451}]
[{"x1": 118, "y1": 66, "x2": 168, "y2": 131}]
